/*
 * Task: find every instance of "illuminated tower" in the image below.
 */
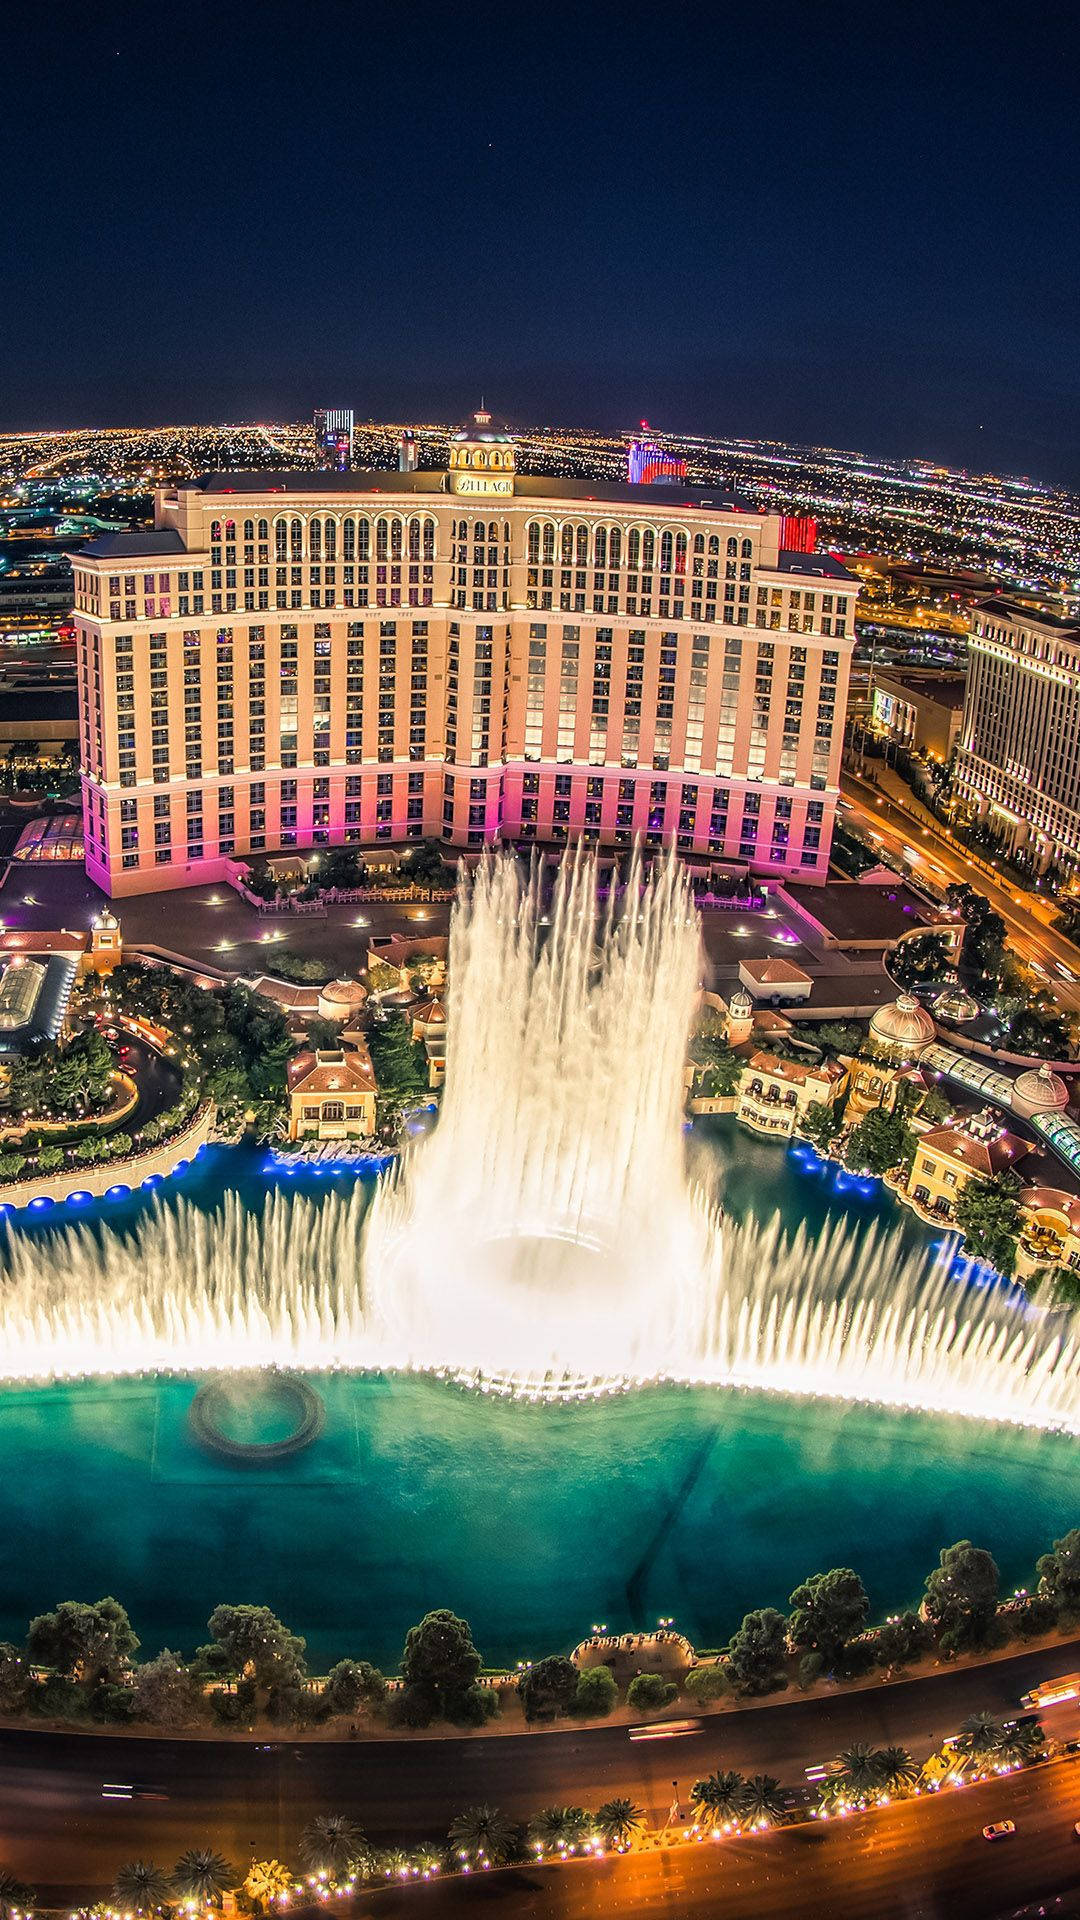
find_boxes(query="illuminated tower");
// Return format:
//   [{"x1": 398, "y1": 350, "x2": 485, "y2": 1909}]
[
  {"x1": 313, "y1": 408, "x2": 354, "y2": 472},
  {"x1": 447, "y1": 406, "x2": 516, "y2": 496}
]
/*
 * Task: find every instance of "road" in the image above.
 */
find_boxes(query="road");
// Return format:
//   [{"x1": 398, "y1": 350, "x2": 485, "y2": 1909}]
[
  {"x1": 6, "y1": 1640, "x2": 1080, "y2": 1899},
  {"x1": 841, "y1": 769, "x2": 1080, "y2": 1012},
  {"x1": 368, "y1": 1763, "x2": 1080, "y2": 1920}
]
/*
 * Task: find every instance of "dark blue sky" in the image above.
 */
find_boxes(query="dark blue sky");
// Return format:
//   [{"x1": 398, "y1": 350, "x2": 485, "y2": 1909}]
[{"x1": 6, "y1": 0, "x2": 1080, "y2": 483}]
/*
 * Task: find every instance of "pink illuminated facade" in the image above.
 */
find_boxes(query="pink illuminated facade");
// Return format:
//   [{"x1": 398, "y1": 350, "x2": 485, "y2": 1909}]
[{"x1": 72, "y1": 413, "x2": 856, "y2": 896}]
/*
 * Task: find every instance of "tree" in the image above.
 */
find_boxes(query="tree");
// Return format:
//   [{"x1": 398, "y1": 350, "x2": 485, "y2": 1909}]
[
  {"x1": 875, "y1": 1746, "x2": 918, "y2": 1795},
  {"x1": 954, "y1": 1173, "x2": 1023, "y2": 1278},
  {"x1": 446, "y1": 1805, "x2": 517, "y2": 1868},
  {"x1": 683, "y1": 1662, "x2": 728, "y2": 1704},
  {"x1": 400, "y1": 838, "x2": 452, "y2": 887},
  {"x1": 875, "y1": 1611, "x2": 933, "y2": 1670},
  {"x1": 0, "y1": 1870, "x2": 35, "y2": 1920},
  {"x1": 726, "y1": 1608, "x2": 788, "y2": 1695},
  {"x1": 834, "y1": 1743, "x2": 881, "y2": 1800},
  {"x1": 626, "y1": 1673, "x2": 677, "y2": 1712},
  {"x1": 844, "y1": 1107, "x2": 914, "y2": 1176},
  {"x1": 202, "y1": 1604, "x2": 306, "y2": 1696},
  {"x1": 114, "y1": 1861, "x2": 173, "y2": 1913},
  {"x1": 787, "y1": 1567, "x2": 869, "y2": 1671},
  {"x1": 997, "y1": 1718, "x2": 1045, "y2": 1765},
  {"x1": 519, "y1": 1654, "x2": 579, "y2": 1722},
  {"x1": 131, "y1": 1649, "x2": 200, "y2": 1729},
  {"x1": 801, "y1": 1101, "x2": 842, "y2": 1154},
  {"x1": 368, "y1": 1014, "x2": 429, "y2": 1121},
  {"x1": 593, "y1": 1800, "x2": 643, "y2": 1850},
  {"x1": 957, "y1": 1711, "x2": 1001, "y2": 1760},
  {"x1": 571, "y1": 1664, "x2": 617, "y2": 1718},
  {"x1": 400, "y1": 1609, "x2": 481, "y2": 1721},
  {"x1": 923, "y1": 1540, "x2": 1000, "y2": 1650},
  {"x1": 1037, "y1": 1528, "x2": 1080, "y2": 1618},
  {"x1": 690, "y1": 1770, "x2": 745, "y2": 1828},
  {"x1": 323, "y1": 1658, "x2": 386, "y2": 1718},
  {"x1": 528, "y1": 1806, "x2": 590, "y2": 1854},
  {"x1": 242, "y1": 1860, "x2": 293, "y2": 1913},
  {"x1": 0, "y1": 1644, "x2": 27, "y2": 1713},
  {"x1": 26, "y1": 1596, "x2": 139, "y2": 1684},
  {"x1": 297, "y1": 1816, "x2": 371, "y2": 1881},
  {"x1": 688, "y1": 1033, "x2": 743, "y2": 1098},
  {"x1": 892, "y1": 933, "x2": 951, "y2": 990},
  {"x1": 306, "y1": 1017, "x2": 343, "y2": 1051},
  {"x1": 172, "y1": 1851, "x2": 235, "y2": 1907},
  {"x1": 740, "y1": 1774, "x2": 785, "y2": 1826}
]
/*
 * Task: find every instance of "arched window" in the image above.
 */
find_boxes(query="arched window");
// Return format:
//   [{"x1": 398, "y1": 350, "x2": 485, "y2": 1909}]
[
  {"x1": 474, "y1": 519, "x2": 486, "y2": 542},
  {"x1": 659, "y1": 531, "x2": 674, "y2": 575},
  {"x1": 708, "y1": 535, "x2": 719, "y2": 555},
  {"x1": 641, "y1": 529, "x2": 655, "y2": 571},
  {"x1": 475, "y1": 450, "x2": 486, "y2": 467},
  {"x1": 575, "y1": 524, "x2": 589, "y2": 567},
  {"x1": 343, "y1": 518, "x2": 355, "y2": 561},
  {"x1": 527, "y1": 522, "x2": 540, "y2": 564},
  {"x1": 290, "y1": 517, "x2": 302, "y2": 561},
  {"x1": 224, "y1": 518, "x2": 236, "y2": 541},
  {"x1": 594, "y1": 526, "x2": 607, "y2": 569},
  {"x1": 542, "y1": 521, "x2": 555, "y2": 563},
  {"x1": 325, "y1": 519, "x2": 337, "y2": 560},
  {"x1": 243, "y1": 519, "x2": 255, "y2": 542},
  {"x1": 561, "y1": 525, "x2": 574, "y2": 565},
  {"x1": 503, "y1": 522, "x2": 510, "y2": 543},
  {"x1": 675, "y1": 531, "x2": 687, "y2": 575},
  {"x1": 727, "y1": 536, "x2": 738, "y2": 557},
  {"x1": 609, "y1": 527, "x2": 622, "y2": 567},
  {"x1": 693, "y1": 533, "x2": 705, "y2": 555},
  {"x1": 275, "y1": 519, "x2": 288, "y2": 561},
  {"x1": 423, "y1": 518, "x2": 436, "y2": 561},
  {"x1": 357, "y1": 518, "x2": 370, "y2": 561},
  {"x1": 376, "y1": 518, "x2": 389, "y2": 561},
  {"x1": 310, "y1": 518, "x2": 322, "y2": 561},
  {"x1": 741, "y1": 538, "x2": 753, "y2": 558},
  {"x1": 628, "y1": 527, "x2": 640, "y2": 570},
  {"x1": 210, "y1": 519, "x2": 222, "y2": 542},
  {"x1": 488, "y1": 521, "x2": 498, "y2": 542},
  {"x1": 408, "y1": 517, "x2": 421, "y2": 562},
  {"x1": 257, "y1": 518, "x2": 269, "y2": 542}
]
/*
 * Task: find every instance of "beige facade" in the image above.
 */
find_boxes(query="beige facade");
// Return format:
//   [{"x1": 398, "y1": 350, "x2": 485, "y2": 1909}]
[
  {"x1": 285, "y1": 1044, "x2": 377, "y2": 1140},
  {"x1": 737, "y1": 1049, "x2": 847, "y2": 1139},
  {"x1": 904, "y1": 1109, "x2": 1028, "y2": 1223},
  {"x1": 71, "y1": 415, "x2": 856, "y2": 896},
  {"x1": 955, "y1": 598, "x2": 1080, "y2": 874}
]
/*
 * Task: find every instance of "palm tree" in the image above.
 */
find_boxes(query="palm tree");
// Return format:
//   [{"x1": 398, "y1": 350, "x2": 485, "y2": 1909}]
[
  {"x1": 740, "y1": 1774, "x2": 786, "y2": 1827},
  {"x1": 0, "y1": 1869, "x2": 34, "y2": 1920},
  {"x1": 835, "y1": 1743, "x2": 881, "y2": 1800},
  {"x1": 997, "y1": 1719, "x2": 1045, "y2": 1767},
  {"x1": 874, "y1": 1746, "x2": 919, "y2": 1796},
  {"x1": 528, "y1": 1807, "x2": 589, "y2": 1854},
  {"x1": 957, "y1": 1712, "x2": 1001, "y2": 1761},
  {"x1": 593, "y1": 1800, "x2": 644, "y2": 1850},
  {"x1": 114, "y1": 1861, "x2": 173, "y2": 1913},
  {"x1": 172, "y1": 1850, "x2": 236, "y2": 1908},
  {"x1": 297, "y1": 1816, "x2": 371, "y2": 1881},
  {"x1": 446, "y1": 1805, "x2": 517, "y2": 1867},
  {"x1": 689, "y1": 1770, "x2": 746, "y2": 1828}
]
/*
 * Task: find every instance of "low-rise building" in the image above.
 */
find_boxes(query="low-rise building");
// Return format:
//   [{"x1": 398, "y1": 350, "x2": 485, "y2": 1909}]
[
  {"x1": 1016, "y1": 1185, "x2": 1080, "y2": 1282},
  {"x1": 846, "y1": 1056, "x2": 930, "y2": 1119},
  {"x1": 411, "y1": 995, "x2": 447, "y2": 1088},
  {"x1": 738, "y1": 955, "x2": 813, "y2": 1005},
  {"x1": 286, "y1": 1043, "x2": 377, "y2": 1141},
  {"x1": 904, "y1": 1107, "x2": 1028, "y2": 1222},
  {"x1": 872, "y1": 667, "x2": 966, "y2": 762},
  {"x1": 737, "y1": 1049, "x2": 847, "y2": 1139}
]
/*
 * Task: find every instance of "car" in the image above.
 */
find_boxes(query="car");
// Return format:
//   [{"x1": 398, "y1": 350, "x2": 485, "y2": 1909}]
[{"x1": 982, "y1": 1821, "x2": 1016, "y2": 1841}]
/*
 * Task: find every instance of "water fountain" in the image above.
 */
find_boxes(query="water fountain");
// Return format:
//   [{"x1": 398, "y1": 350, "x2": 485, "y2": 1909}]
[{"x1": 1, "y1": 849, "x2": 1079, "y2": 1431}]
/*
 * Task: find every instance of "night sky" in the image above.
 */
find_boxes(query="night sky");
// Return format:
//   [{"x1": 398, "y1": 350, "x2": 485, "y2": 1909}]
[{"x1": 6, "y1": 0, "x2": 1080, "y2": 482}]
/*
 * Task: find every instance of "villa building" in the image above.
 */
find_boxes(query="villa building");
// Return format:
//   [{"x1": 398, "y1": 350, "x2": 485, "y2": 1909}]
[
  {"x1": 286, "y1": 1044, "x2": 377, "y2": 1141},
  {"x1": 411, "y1": 995, "x2": 447, "y2": 1088},
  {"x1": 736, "y1": 1049, "x2": 847, "y2": 1139},
  {"x1": 904, "y1": 1107, "x2": 1029, "y2": 1222},
  {"x1": 69, "y1": 409, "x2": 856, "y2": 896}
]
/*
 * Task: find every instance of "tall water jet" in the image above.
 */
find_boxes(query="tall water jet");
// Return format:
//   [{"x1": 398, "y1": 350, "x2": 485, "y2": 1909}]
[{"x1": 363, "y1": 848, "x2": 712, "y2": 1385}]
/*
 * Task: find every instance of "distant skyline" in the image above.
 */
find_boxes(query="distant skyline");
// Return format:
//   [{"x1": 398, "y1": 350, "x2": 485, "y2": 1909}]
[{"x1": 6, "y1": 0, "x2": 1080, "y2": 487}]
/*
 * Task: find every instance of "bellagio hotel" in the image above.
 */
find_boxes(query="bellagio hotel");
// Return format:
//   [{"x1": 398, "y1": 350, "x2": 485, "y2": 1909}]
[{"x1": 71, "y1": 411, "x2": 856, "y2": 896}]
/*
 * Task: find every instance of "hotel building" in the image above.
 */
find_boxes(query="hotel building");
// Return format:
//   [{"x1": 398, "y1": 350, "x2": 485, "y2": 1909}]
[
  {"x1": 71, "y1": 411, "x2": 857, "y2": 897},
  {"x1": 955, "y1": 597, "x2": 1080, "y2": 875}
]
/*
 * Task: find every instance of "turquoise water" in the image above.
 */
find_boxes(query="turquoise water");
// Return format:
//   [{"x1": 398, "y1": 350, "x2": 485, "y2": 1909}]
[{"x1": 0, "y1": 1127, "x2": 1073, "y2": 1670}]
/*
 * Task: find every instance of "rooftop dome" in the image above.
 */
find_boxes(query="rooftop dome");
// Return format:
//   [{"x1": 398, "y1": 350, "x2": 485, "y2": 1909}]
[
  {"x1": 318, "y1": 977, "x2": 368, "y2": 1010},
  {"x1": 935, "y1": 977, "x2": 980, "y2": 1024},
  {"x1": 451, "y1": 406, "x2": 514, "y2": 444},
  {"x1": 1012, "y1": 1063, "x2": 1070, "y2": 1117},
  {"x1": 869, "y1": 992, "x2": 936, "y2": 1055}
]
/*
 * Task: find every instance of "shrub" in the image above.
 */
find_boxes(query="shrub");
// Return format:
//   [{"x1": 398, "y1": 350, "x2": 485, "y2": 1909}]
[
  {"x1": 37, "y1": 1145, "x2": 64, "y2": 1172},
  {"x1": 0, "y1": 1152, "x2": 27, "y2": 1181},
  {"x1": 683, "y1": 1662, "x2": 729, "y2": 1704},
  {"x1": 571, "y1": 1664, "x2": 618, "y2": 1718},
  {"x1": 626, "y1": 1673, "x2": 678, "y2": 1712}
]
